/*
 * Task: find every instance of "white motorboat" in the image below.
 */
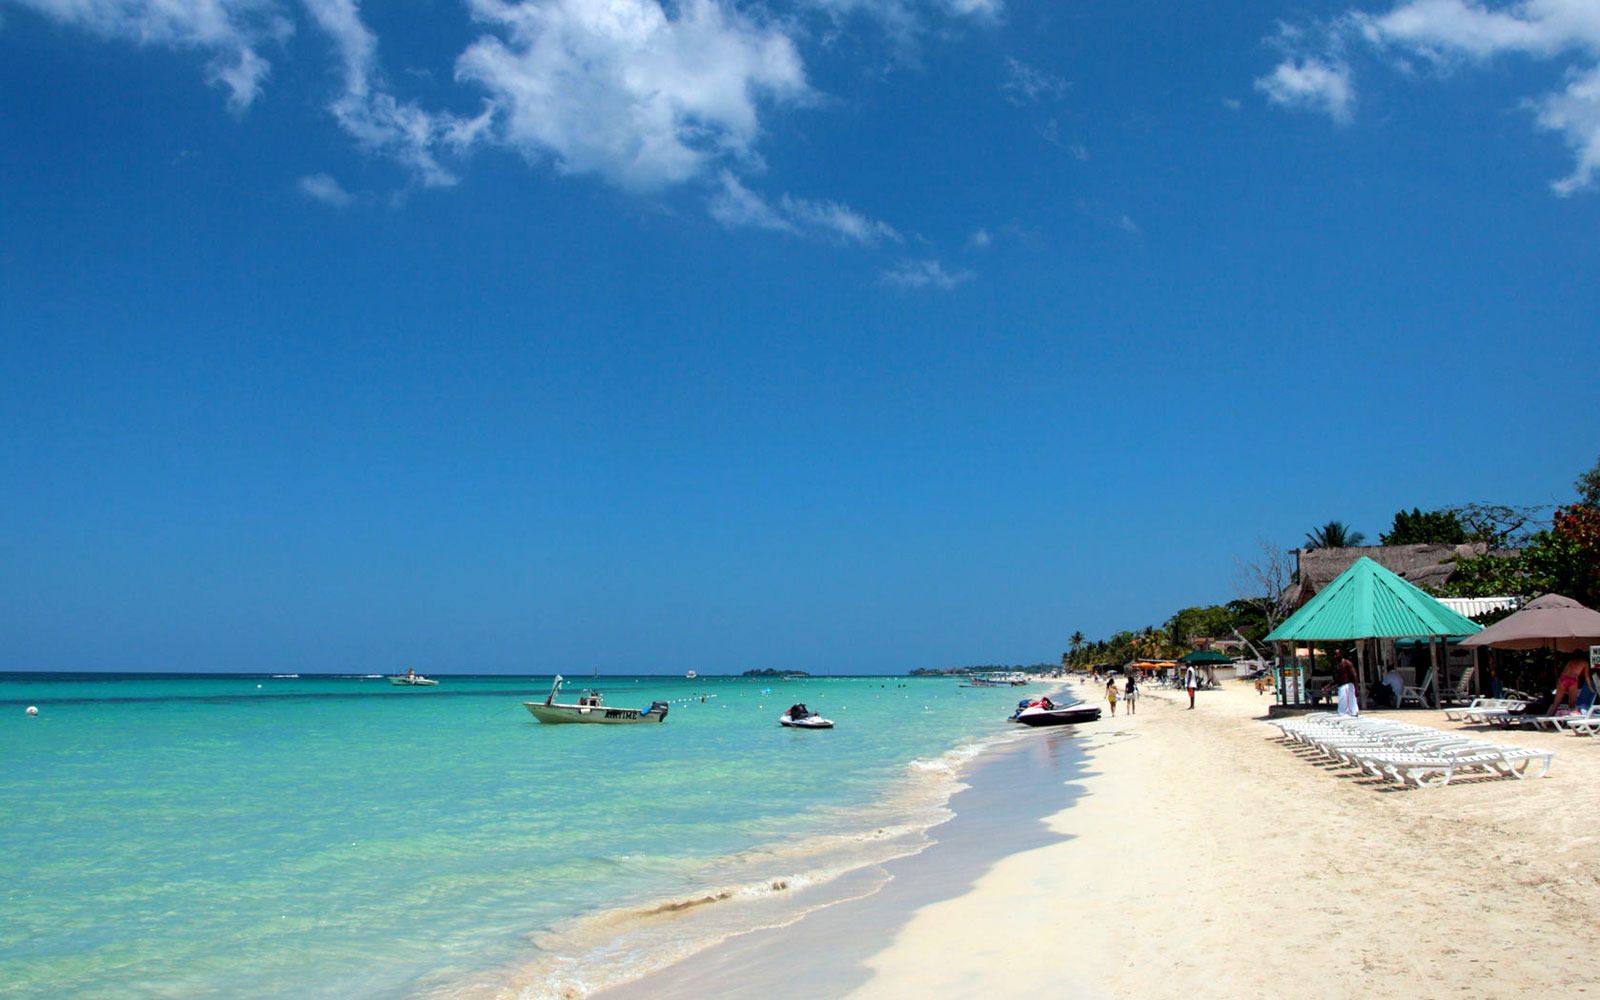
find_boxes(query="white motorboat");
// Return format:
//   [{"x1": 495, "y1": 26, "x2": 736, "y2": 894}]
[
  {"x1": 522, "y1": 676, "x2": 669, "y2": 725},
  {"x1": 779, "y1": 703, "x2": 834, "y2": 729},
  {"x1": 389, "y1": 670, "x2": 438, "y2": 686}
]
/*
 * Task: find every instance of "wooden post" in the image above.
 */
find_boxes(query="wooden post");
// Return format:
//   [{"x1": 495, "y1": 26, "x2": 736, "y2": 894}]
[
  {"x1": 1355, "y1": 640, "x2": 1367, "y2": 711},
  {"x1": 1429, "y1": 637, "x2": 1442, "y2": 709}
]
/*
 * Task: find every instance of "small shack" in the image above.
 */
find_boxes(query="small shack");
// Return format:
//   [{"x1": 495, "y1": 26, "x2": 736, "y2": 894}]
[{"x1": 1265, "y1": 557, "x2": 1483, "y2": 709}]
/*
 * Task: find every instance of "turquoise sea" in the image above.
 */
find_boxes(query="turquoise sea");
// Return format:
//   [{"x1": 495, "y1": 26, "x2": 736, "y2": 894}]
[{"x1": 0, "y1": 673, "x2": 1058, "y2": 1000}]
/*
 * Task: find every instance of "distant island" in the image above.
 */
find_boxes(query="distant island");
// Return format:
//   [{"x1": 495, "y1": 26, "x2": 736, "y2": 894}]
[
  {"x1": 741, "y1": 668, "x2": 809, "y2": 677},
  {"x1": 909, "y1": 664, "x2": 1056, "y2": 677}
]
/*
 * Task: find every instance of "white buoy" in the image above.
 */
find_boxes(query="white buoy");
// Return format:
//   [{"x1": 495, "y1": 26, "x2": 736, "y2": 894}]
[
  {"x1": 25, "y1": 706, "x2": 39, "y2": 716},
  {"x1": 257, "y1": 684, "x2": 262, "y2": 689}
]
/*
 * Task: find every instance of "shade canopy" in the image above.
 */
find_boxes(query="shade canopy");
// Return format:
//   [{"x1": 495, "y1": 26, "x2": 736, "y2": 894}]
[
  {"x1": 1456, "y1": 594, "x2": 1600, "y2": 652},
  {"x1": 1178, "y1": 649, "x2": 1233, "y2": 664},
  {"x1": 1265, "y1": 557, "x2": 1483, "y2": 642}
]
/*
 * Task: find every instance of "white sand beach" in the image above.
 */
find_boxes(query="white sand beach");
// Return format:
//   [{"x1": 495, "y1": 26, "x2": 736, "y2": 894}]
[{"x1": 603, "y1": 677, "x2": 1600, "y2": 1000}]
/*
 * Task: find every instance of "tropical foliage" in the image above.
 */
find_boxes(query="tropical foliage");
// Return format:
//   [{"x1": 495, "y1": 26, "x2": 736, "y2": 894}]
[
  {"x1": 1304, "y1": 520, "x2": 1365, "y2": 549},
  {"x1": 1446, "y1": 504, "x2": 1600, "y2": 608},
  {"x1": 1576, "y1": 454, "x2": 1600, "y2": 508},
  {"x1": 1379, "y1": 507, "x2": 1466, "y2": 545}
]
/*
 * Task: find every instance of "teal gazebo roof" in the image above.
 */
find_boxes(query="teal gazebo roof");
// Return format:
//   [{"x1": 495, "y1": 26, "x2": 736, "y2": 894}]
[{"x1": 1265, "y1": 557, "x2": 1484, "y2": 642}]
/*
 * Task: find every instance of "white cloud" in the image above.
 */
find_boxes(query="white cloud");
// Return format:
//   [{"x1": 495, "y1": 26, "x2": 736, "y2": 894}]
[
  {"x1": 966, "y1": 227, "x2": 992, "y2": 249},
  {"x1": 1535, "y1": 64, "x2": 1600, "y2": 195},
  {"x1": 945, "y1": 0, "x2": 1000, "y2": 18},
  {"x1": 302, "y1": 0, "x2": 493, "y2": 187},
  {"x1": 708, "y1": 172, "x2": 899, "y2": 244},
  {"x1": 779, "y1": 192, "x2": 901, "y2": 244},
  {"x1": 1002, "y1": 56, "x2": 1067, "y2": 105},
  {"x1": 1356, "y1": 0, "x2": 1595, "y2": 60},
  {"x1": 880, "y1": 258, "x2": 974, "y2": 289},
  {"x1": 1255, "y1": 56, "x2": 1355, "y2": 122},
  {"x1": 706, "y1": 171, "x2": 796, "y2": 232},
  {"x1": 1264, "y1": 0, "x2": 1600, "y2": 193},
  {"x1": 298, "y1": 172, "x2": 354, "y2": 205},
  {"x1": 456, "y1": 0, "x2": 809, "y2": 191},
  {"x1": 5, "y1": 0, "x2": 290, "y2": 109}
]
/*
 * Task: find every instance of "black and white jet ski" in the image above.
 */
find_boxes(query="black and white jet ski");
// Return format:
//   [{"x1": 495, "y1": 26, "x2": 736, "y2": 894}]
[
  {"x1": 780, "y1": 703, "x2": 834, "y2": 729},
  {"x1": 1009, "y1": 697, "x2": 1100, "y2": 727}
]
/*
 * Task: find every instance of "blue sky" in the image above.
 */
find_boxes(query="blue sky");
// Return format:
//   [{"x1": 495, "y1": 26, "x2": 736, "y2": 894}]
[{"x1": 2, "y1": 0, "x2": 1597, "y2": 674}]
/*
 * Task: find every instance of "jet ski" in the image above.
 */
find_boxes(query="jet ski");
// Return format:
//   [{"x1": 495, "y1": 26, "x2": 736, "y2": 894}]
[
  {"x1": 780, "y1": 703, "x2": 834, "y2": 729},
  {"x1": 1009, "y1": 696, "x2": 1100, "y2": 727}
]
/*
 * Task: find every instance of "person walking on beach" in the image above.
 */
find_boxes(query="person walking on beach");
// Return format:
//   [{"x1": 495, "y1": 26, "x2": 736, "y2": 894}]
[
  {"x1": 1184, "y1": 664, "x2": 1197, "y2": 709},
  {"x1": 1335, "y1": 651, "x2": 1360, "y2": 717},
  {"x1": 1124, "y1": 674, "x2": 1137, "y2": 715},
  {"x1": 1106, "y1": 676, "x2": 1118, "y2": 716}
]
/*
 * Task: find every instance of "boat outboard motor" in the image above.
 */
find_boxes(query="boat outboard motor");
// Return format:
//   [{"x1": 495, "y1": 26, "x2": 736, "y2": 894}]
[{"x1": 649, "y1": 701, "x2": 670, "y2": 718}]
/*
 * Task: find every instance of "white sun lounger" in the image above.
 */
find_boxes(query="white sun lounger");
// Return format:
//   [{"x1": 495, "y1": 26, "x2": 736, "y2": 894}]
[{"x1": 1443, "y1": 698, "x2": 1525, "y2": 722}]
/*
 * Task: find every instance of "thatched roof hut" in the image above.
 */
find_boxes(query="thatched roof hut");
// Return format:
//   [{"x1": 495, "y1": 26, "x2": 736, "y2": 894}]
[{"x1": 1289, "y1": 543, "x2": 1518, "y2": 607}]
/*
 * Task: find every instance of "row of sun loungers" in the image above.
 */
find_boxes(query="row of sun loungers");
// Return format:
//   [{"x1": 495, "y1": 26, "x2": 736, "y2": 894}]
[
  {"x1": 1269, "y1": 714, "x2": 1554, "y2": 789},
  {"x1": 1444, "y1": 698, "x2": 1600, "y2": 735}
]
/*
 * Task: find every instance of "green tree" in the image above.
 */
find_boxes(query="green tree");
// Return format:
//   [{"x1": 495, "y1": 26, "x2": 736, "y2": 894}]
[
  {"x1": 1445, "y1": 505, "x2": 1600, "y2": 607},
  {"x1": 1447, "y1": 502, "x2": 1546, "y2": 548},
  {"x1": 1304, "y1": 520, "x2": 1366, "y2": 549},
  {"x1": 1576, "y1": 455, "x2": 1600, "y2": 508},
  {"x1": 1165, "y1": 605, "x2": 1237, "y2": 649},
  {"x1": 1380, "y1": 508, "x2": 1467, "y2": 545}
]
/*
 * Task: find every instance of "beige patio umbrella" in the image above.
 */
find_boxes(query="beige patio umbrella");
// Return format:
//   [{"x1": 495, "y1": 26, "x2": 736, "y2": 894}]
[{"x1": 1456, "y1": 594, "x2": 1600, "y2": 653}]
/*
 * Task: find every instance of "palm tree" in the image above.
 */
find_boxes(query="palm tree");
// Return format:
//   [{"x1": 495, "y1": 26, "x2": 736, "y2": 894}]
[
  {"x1": 1304, "y1": 520, "x2": 1366, "y2": 550},
  {"x1": 1136, "y1": 626, "x2": 1164, "y2": 659},
  {"x1": 1069, "y1": 631, "x2": 1085, "y2": 655}
]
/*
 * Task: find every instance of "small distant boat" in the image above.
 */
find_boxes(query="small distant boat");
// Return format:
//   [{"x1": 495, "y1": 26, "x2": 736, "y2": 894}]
[
  {"x1": 685, "y1": 670, "x2": 697, "y2": 679},
  {"x1": 523, "y1": 676, "x2": 669, "y2": 725},
  {"x1": 389, "y1": 670, "x2": 438, "y2": 687},
  {"x1": 1009, "y1": 698, "x2": 1099, "y2": 726},
  {"x1": 780, "y1": 704, "x2": 834, "y2": 729}
]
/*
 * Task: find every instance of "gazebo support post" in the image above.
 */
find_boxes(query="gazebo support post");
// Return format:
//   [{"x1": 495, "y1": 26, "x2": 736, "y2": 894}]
[
  {"x1": 1429, "y1": 637, "x2": 1442, "y2": 709},
  {"x1": 1355, "y1": 640, "x2": 1367, "y2": 710}
]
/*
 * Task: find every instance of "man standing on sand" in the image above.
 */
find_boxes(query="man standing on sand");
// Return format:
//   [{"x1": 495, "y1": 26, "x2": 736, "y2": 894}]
[
  {"x1": 1335, "y1": 651, "x2": 1360, "y2": 717},
  {"x1": 1184, "y1": 664, "x2": 1197, "y2": 709}
]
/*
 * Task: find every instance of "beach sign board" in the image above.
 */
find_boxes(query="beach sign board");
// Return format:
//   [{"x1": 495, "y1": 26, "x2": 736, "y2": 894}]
[{"x1": 1591, "y1": 645, "x2": 1600, "y2": 669}]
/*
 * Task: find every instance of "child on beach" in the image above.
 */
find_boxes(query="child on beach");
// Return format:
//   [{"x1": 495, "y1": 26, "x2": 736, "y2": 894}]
[{"x1": 1106, "y1": 677, "x2": 1118, "y2": 716}]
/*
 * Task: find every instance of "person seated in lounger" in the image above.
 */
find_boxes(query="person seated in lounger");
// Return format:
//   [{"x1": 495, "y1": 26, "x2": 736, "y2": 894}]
[
  {"x1": 1382, "y1": 666, "x2": 1403, "y2": 707},
  {"x1": 1550, "y1": 656, "x2": 1593, "y2": 715}
]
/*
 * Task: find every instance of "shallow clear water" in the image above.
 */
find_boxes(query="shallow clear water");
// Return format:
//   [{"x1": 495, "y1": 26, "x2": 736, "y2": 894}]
[{"x1": 0, "y1": 673, "x2": 1044, "y2": 1000}]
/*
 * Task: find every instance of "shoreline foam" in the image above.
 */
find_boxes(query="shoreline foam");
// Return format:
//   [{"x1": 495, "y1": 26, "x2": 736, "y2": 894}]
[{"x1": 590, "y1": 713, "x2": 1091, "y2": 1000}]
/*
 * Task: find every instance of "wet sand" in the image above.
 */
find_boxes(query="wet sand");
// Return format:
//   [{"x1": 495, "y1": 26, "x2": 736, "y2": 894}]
[{"x1": 596, "y1": 722, "x2": 1098, "y2": 999}]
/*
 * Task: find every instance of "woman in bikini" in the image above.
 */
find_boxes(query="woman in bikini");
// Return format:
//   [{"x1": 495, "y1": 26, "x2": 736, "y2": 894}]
[{"x1": 1550, "y1": 655, "x2": 1593, "y2": 715}]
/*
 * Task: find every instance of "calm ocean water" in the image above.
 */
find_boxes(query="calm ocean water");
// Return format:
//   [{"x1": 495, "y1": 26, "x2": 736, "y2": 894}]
[{"x1": 0, "y1": 673, "x2": 1056, "y2": 1000}]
